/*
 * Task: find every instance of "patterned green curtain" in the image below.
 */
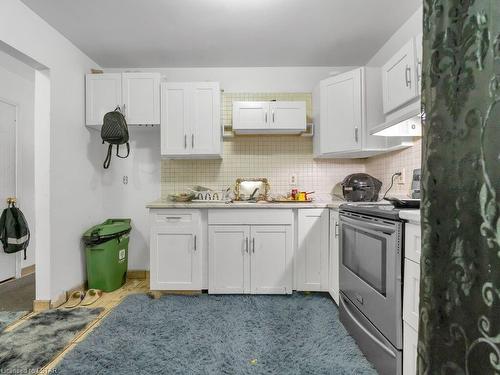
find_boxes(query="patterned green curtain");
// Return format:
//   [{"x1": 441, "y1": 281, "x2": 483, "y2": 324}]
[{"x1": 419, "y1": 0, "x2": 500, "y2": 374}]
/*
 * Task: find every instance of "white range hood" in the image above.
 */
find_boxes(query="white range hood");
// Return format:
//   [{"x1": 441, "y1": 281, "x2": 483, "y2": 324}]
[{"x1": 370, "y1": 100, "x2": 422, "y2": 137}]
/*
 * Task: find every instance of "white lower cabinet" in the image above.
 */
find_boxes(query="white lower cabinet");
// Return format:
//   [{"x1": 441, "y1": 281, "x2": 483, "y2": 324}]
[
  {"x1": 402, "y1": 219, "x2": 421, "y2": 375},
  {"x1": 149, "y1": 210, "x2": 202, "y2": 290},
  {"x1": 296, "y1": 209, "x2": 329, "y2": 291},
  {"x1": 328, "y1": 209, "x2": 340, "y2": 304},
  {"x1": 208, "y1": 224, "x2": 292, "y2": 294},
  {"x1": 250, "y1": 225, "x2": 292, "y2": 294},
  {"x1": 403, "y1": 322, "x2": 419, "y2": 375},
  {"x1": 208, "y1": 225, "x2": 250, "y2": 294}
]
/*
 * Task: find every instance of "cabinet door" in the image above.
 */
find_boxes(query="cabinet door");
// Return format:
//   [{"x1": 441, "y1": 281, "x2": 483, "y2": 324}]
[
  {"x1": 208, "y1": 226, "x2": 250, "y2": 294},
  {"x1": 269, "y1": 101, "x2": 306, "y2": 132},
  {"x1": 85, "y1": 73, "x2": 122, "y2": 126},
  {"x1": 150, "y1": 225, "x2": 201, "y2": 291},
  {"x1": 403, "y1": 322, "x2": 419, "y2": 375},
  {"x1": 191, "y1": 82, "x2": 221, "y2": 155},
  {"x1": 232, "y1": 101, "x2": 269, "y2": 132},
  {"x1": 296, "y1": 209, "x2": 329, "y2": 291},
  {"x1": 403, "y1": 258, "x2": 420, "y2": 330},
  {"x1": 250, "y1": 225, "x2": 292, "y2": 294},
  {"x1": 161, "y1": 82, "x2": 190, "y2": 156},
  {"x1": 329, "y1": 210, "x2": 340, "y2": 305},
  {"x1": 122, "y1": 72, "x2": 160, "y2": 124},
  {"x1": 382, "y1": 39, "x2": 417, "y2": 113},
  {"x1": 319, "y1": 69, "x2": 362, "y2": 154},
  {"x1": 415, "y1": 33, "x2": 423, "y2": 93}
]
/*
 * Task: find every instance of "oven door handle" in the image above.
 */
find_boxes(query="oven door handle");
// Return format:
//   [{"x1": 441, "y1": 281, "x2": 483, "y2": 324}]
[
  {"x1": 341, "y1": 295, "x2": 397, "y2": 358},
  {"x1": 341, "y1": 216, "x2": 396, "y2": 234}
]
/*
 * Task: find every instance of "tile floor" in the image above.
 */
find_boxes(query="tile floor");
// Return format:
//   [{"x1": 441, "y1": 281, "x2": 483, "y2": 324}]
[{"x1": 2, "y1": 278, "x2": 150, "y2": 373}]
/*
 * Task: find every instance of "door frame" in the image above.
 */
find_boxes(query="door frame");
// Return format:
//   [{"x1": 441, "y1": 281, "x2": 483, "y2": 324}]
[{"x1": 0, "y1": 97, "x2": 22, "y2": 279}]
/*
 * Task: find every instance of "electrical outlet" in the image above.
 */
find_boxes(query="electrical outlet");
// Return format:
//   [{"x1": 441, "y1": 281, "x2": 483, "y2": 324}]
[
  {"x1": 123, "y1": 175, "x2": 129, "y2": 185},
  {"x1": 397, "y1": 168, "x2": 406, "y2": 185},
  {"x1": 290, "y1": 174, "x2": 298, "y2": 187}
]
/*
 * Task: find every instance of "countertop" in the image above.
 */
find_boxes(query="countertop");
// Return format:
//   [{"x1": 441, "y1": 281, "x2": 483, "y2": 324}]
[
  {"x1": 147, "y1": 199, "x2": 345, "y2": 209},
  {"x1": 399, "y1": 209, "x2": 421, "y2": 223}
]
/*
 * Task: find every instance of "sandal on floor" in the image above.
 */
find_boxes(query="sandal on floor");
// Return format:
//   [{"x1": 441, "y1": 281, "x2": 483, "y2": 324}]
[
  {"x1": 80, "y1": 289, "x2": 102, "y2": 306},
  {"x1": 64, "y1": 291, "x2": 85, "y2": 308}
]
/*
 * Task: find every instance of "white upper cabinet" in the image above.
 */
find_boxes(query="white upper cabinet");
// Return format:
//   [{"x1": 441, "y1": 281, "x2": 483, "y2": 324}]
[
  {"x1": 232, "y1": 101, "x2": 268, "y2": 132},
  {"x1": 232, "y1": 101, "x2": 306, "y2": 134},
  {"x1": 382, "y1": 39, "x2": 418, "y2": 114},
  {"x1": 161, "y1": 82, "x2": 222, "y2": 159},
  {"x1": 122, "y1": 73, "x2": 160, "y2": 125},
  {"x1": 316, "y1": 69, "x2": 362, "y2": 155},
  {"x1": 86, "y1": 72, "x2": 161, "y2": 126},
  {"x1": 85, "y1": 73, "x2": 122, "y2": 126},
  {"x1": 415, "y1": 33, "x2": 423, "y2": 90}
]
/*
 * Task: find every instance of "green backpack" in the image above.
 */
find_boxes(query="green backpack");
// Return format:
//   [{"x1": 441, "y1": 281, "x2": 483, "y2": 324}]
[{"x1": 0, "y1": 202, "x2": 30, "y2": 260}]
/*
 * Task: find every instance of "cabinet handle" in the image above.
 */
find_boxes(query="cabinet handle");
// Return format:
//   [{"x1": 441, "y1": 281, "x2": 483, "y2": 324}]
[
  {"x1": 184, "y1": 134, "x2": 187, "y2": 149},
  {"x1": 272, "y1": 111, "x2": 275, "y2": 123},
  {"x1": 354, "y1": 127, "x2": 359, "y2": 143},
  {"x1": 252, "y1": 238, "x2": 255, "y2": 253},
  {"x1": 122, "y1": 104, "x2": 126, "y2": 117},
  {"x1": 245, "y1": 237, "x2": 249, "y2": 253},
  {"x1": 265, "y1": 112, "x2": 268, "y2": 123},
  {"x1": 194, "y1": 235, "x2": 197, "y2": 251},
  {"x1": 192, "y1": 134, "x2": 194, "y2": 148},
  {"x1": 335, "y1": 222, "x2": 339, "y2": 238},
  {"x1": 405, "y1": 66, "x2": 412, "y2": 88}
]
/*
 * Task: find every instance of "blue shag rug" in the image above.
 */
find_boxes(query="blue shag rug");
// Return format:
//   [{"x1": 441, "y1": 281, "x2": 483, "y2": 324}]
[
  {"x1": 0, "y1": 308, "x2": 102, "y2": 373},
  {"x1": 55, "y1": 293, "x2": 377, "y2": 374},
  {"x1": 0, "y1": 311, "x2": 27, "y2": 332}
]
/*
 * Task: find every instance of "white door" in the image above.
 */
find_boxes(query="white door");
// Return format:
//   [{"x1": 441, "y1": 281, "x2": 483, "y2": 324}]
[
  {"x1": 269, "y1": 101, "x2": 306, "y2": 132},
  {"x1": 319, "y1": 69, "x2": 362, "y2": 154},
  {"x1": 85, "y1": 73, "x2": 122, "y2": 125},
  {"x1": 191, "y1": 82, "x2": 221, "y2": 155},
  {"x1": 415, "y1": 33, "x2": 423, "y2": 93},
  {"x1": 161, "y1": 83, "x2": 190, "y2": 156},
  {"x1": 0, "y1": 100, "x2": 18, "y2": 282},
  {"x1": 208, "y1": 225, "x2": 250, "y2": 294},
  {"x1": 150, "y1": 226, "x2": 201, "y2": 290},
  {"x1": 296, "y1": 209, "x2": 329, "y2": 291},
  {"x1": 382, "y1": 39, "x2": 418, "y2": 113},
  {"x1": 328, "y1": 210, "x2": 340, "y2": 304},
  {"x1": 122, "y1": 73, "x2": 160, "y2": 124},
  {"x1": 232, "y1": 101, "x2": 269, "y2": 132},
  {"x1": 250, "y1": 225, "x2": 292, "y2": 294}
]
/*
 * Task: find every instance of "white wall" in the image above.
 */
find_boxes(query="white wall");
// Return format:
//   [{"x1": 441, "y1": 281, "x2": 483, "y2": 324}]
[
  {"x1": 0, "y1": 49, "x2": 36, "y2": 268},
  {"x1": 107, "y1": 67, "x2": 354, "y2": 92},
  {"x1": 0, "y1": 0, "x2": 104, "y2": 301},
  {"x1": 366, "y1": 7, "x2": 422, "y2": 67}
]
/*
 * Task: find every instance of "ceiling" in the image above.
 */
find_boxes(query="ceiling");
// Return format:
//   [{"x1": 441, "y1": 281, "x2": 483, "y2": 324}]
[{"x1": 20, "y1": 0, "x2": 421, "y2": 68}]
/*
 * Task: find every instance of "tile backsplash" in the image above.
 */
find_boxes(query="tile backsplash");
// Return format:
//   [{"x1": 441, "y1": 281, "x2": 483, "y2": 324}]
[
  {"x1": 365, "y1": 138, "x2": 422, "y2": 196},
  {"x1": 161, "y1": 92, "x2": 422, "y2": 200}
]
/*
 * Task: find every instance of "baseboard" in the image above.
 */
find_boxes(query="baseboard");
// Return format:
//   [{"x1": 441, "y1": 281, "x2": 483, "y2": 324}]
[
  {"x1": 21, "y1": 264, "x2": 35, "y2": 277},
  {"x1": 33, "y1": 300, "x2": 51, "y2": 312},
  {"x1": 127, "y1": 270, "x2": 149, "y2": 280}
]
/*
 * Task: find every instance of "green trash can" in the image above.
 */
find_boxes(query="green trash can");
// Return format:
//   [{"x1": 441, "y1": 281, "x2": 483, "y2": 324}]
[{"x1": 82, "y1": 219, "x2": 131, "y2": 292}]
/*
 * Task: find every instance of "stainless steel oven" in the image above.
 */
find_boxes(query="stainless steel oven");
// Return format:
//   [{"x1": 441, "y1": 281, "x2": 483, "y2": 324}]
[{"x1": 339, "y1": 208, "x2": 403, "y2": 375}]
